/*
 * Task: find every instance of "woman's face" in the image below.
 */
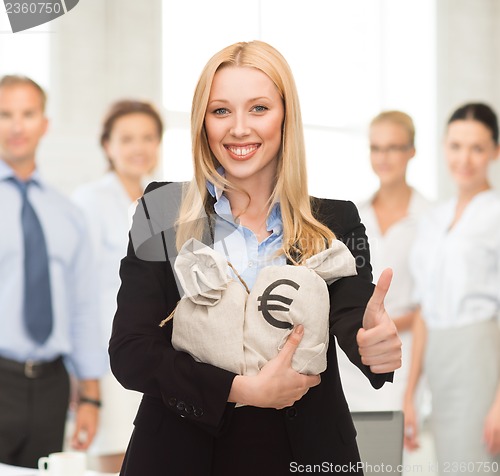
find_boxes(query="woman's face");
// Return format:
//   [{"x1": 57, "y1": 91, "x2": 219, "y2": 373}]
[
  {"x1": 204, "y1": 66, "x2": 284, "y2": 189},
  {"x1": 444, "y1": 119, "x2": 499, "y2": 193},
  {"x1": 369, "y1": 121, "x2": 414, "y2": 186},
  {"x1": 104, "y1": 112, "x2": 160, "y2": 179}
]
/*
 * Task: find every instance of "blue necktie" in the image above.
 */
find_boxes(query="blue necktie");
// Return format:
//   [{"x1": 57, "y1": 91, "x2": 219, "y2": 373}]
[{"x1": 10, "y1": 178, "x2": 53, "y2": 344}]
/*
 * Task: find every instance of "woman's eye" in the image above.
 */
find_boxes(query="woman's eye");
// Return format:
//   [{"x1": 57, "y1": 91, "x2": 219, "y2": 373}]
[
  {"x1": 213, "y1": 108, "x2": 229, "y2": 115},
  {"x1": 252, "y1": 105, "x2": 268, "y2": 112}
]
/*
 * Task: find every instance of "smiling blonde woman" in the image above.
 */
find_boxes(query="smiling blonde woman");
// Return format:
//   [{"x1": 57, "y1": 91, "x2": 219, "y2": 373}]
[{"x1": 109, "y1": 41, "x2": 402, "y2": 476}]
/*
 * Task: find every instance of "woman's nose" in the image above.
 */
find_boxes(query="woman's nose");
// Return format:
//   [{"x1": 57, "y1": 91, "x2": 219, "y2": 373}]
[
  {"x1": 230, "y1": 113, "x2": 251, "y2": 138},
  {"x1": 456, "y1": 150, "x2": 473, "y2": 166}
]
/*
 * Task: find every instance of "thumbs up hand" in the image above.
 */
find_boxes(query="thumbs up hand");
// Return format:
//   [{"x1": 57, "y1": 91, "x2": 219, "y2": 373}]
[{"x1": 356, "y1": 268, "x2": 402, "y2": 374}]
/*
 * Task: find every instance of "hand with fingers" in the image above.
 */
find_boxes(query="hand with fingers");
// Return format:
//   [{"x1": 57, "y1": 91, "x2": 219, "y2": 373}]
[
  {"x1": 403, "y1": 398, "x2": 420, "y2": 451},
  {"x1": 357, "y1": 268, "x2": 402, "y2": 374},
  {"x1": 71, "y1": 402, "x2": 99, "y2": 450},
  {"x1": 483, "y1": 398, "x2": 500, "y2": 456},
  {"x1": 229, "y1": 325, "x2": 321, "y2": 409}
]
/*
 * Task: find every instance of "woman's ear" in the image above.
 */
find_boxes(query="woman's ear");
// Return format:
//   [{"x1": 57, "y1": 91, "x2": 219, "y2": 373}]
[
  {"x1": 103, "y1": 140, "x2": 110, "y2": 157},
  {"x1": 103, "y1": 140, "x2": 115, "y2": 168},
  {"x1": 493, "y1": 143, "x2": 500, "y2": 161},
  {"x1": 409, "y1": 146, "x2": 416, "y2": 160}
]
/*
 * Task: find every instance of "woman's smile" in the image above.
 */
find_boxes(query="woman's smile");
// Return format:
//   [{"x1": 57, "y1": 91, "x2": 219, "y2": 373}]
[{"x1": 224, "y1": 143, "x2": 261, "y2": 160}]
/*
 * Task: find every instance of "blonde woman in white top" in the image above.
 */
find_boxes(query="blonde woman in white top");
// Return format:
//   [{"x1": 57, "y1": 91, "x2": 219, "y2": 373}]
[
  {"x1": 337, "y1": 111, "x2": 429, "y2": 412},
  {"x1": 73, "y1": 100, "x2": 163, "y2": 473},
  {"x1": 407, "y1": 103, "x2": 500, "y2": 474}
]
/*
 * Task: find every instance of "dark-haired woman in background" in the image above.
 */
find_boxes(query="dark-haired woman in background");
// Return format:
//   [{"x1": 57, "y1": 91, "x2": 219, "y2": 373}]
[
  {"x1": 405, "y1": 103, "x2": 500, "y2": 474},
  {"x1": 73, "y1": 100, "x2": 164, "y2": 472}
]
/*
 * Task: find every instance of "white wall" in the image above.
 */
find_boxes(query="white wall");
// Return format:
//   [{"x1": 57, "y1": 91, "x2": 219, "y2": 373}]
[
  {"x1": 39, "y1": 0, "x2": 163, "y2": 194},
  {"x1": 161, "y1": 0, "x2": 438, "y2": 202}
]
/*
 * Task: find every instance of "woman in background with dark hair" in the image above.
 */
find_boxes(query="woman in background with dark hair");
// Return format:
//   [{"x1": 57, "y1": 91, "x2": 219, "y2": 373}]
[
  {"x1": 406, "y1": 103, "x2": 500, "y2": 474},
  {"x1": 73, "y1": 100, "x2": 164, "y2": 472}
]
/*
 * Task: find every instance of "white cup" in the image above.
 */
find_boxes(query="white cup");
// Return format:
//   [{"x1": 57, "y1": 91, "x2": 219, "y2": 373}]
[{"x1": 38, "y1": 451, "x2": 87, "y2": 476}]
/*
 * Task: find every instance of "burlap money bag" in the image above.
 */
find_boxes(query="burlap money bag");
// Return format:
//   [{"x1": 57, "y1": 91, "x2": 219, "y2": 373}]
[
  {"x1": 170, "y1": 238, "x2": 356, "y2": 376},
  {"x1": 170, "y1": 238, "x2": 247, "y2": 374},
  {"x1": 244, "y1": 240, "x2": 357, "y2": 375}
]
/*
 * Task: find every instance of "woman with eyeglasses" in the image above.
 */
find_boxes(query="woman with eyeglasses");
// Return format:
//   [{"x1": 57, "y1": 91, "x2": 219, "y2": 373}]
[
  {"x1": 337, "y1": 110, "x2": 430, "y2": 422},
  {"x1": 405, "y1": 103, "x2": 500, "y2": 473}
]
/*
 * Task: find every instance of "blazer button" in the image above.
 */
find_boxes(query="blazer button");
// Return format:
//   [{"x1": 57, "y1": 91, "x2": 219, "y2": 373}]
[
  {"x1": 193, "y1": 408, "x2": 204, "y2": 418},
  {"x1": 185, "y1": 404, "x2": 194, "y2": 415},
  {"x1": 286, "y1": 407, "x2": 298, "y2": 419},
  {"x1": 176, "y1": 401, "x2": 186, "y2": 412},
  {"x1": 167, "y1": 397, "x2": 177, "y2": 407}
]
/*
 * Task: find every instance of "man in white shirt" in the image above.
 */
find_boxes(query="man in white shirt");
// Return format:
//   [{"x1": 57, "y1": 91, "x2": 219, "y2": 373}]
[{"x1": 0, "y1": 75, "x2": 106, "y2": 468}]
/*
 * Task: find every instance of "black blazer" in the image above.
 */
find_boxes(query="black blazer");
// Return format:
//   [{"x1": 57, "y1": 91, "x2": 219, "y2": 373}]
[{"x1": 109, "y1": 182, "x2": 393, "y2": 475}]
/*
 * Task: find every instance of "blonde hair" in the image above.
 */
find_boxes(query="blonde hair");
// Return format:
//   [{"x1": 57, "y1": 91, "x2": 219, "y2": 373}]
[
  {"x1": 370, "y1": 110, "x2": 415, "y2": 146},
  {"x1": 0, "y1": 75, "x2": 47, "y2": 111},
  {"x1": 176, "y1": 40, "x2": 335, "y2": 263}
]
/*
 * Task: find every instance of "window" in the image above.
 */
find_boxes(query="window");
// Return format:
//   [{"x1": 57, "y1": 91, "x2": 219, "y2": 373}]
[
  {"x1": 162, "y1": 0, "x2": 437, "y2": 201},
  {"x1": 0, "y1": 11, "x2": 51, "y2": 91}
]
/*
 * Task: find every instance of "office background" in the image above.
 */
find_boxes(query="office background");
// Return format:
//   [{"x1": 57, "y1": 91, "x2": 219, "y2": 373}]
[
  {"x1": 2, "y1": 2, "x2": 500, "y2": 473},
  {"x1": 1, "y1": 0, "x2": 499, "y2": 201}
]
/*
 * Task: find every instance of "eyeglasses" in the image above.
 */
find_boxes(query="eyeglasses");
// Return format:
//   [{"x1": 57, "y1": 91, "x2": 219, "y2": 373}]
[{"x1": 369, "y1": 144, "x2": 413, "y2": 155}]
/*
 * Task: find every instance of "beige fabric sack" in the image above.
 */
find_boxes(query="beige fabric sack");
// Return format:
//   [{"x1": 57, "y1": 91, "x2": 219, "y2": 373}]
[
  {"x1": 170, "y1": 238, "x2": 357, "y2": 375},
  {"x1": 244, "y1": 242, "x2": 357, "y2": 375},
  {"x1": 170, "y1": 239, "x2": 247, "y2": 374}
]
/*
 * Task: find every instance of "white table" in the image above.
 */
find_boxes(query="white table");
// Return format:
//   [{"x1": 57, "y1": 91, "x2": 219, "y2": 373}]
[{"x1": 0, "y1": 463, "x2": 117, "y2": 476}]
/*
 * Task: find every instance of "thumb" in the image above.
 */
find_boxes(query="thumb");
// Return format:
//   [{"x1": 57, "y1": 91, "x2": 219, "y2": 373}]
[
  {"x1": 371, "y1": 268, "x2": 393, "y2": 309},
  {"x1": 278, "y1": 324, "x2": 304, "y2": 362},
  {"x1": 363, "y1": 268, "x2": 393, "y2": 329}
]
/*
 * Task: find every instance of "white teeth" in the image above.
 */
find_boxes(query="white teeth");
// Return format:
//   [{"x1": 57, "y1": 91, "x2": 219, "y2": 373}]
[{"x1": 227, "y1": 145, "x2": 258, "y2": 157}]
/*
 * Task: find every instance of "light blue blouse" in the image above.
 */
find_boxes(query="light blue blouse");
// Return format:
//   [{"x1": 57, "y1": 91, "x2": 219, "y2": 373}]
[{"x1": 206, "y1": 178, "x2": 286, "y2": 290}]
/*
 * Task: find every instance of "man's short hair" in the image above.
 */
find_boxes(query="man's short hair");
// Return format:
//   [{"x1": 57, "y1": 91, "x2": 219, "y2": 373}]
[{"x1": 0, "y1": 75, "x2": 47, "y2": 111}]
